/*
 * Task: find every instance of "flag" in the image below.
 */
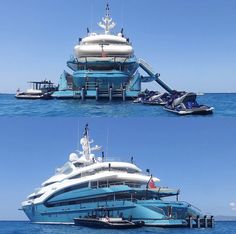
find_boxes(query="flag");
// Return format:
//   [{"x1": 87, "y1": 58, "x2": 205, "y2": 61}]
[
  {"x1": 148, "y1": 178, "x2": 156, "y2": 189},
  {"x1": 102, "y1": 51, "x2": 106, "y2": 58}
]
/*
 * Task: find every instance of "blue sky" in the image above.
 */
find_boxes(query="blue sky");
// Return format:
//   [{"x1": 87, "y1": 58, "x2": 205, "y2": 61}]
[
  {"x1": 0, "y1": 117, "x2": 235, "y2": 220},
  {"x1": 0, "y1": 0, "x2": 236, "y2": 93}
]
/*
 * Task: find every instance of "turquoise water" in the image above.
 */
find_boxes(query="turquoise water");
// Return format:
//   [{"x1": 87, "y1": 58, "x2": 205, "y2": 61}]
[
  {"x1": 0, "y1": 221, "x2": 235, "y2": 234},
  {"x1": 0, "y1": 93, "x2": 236, "y2": 117}
]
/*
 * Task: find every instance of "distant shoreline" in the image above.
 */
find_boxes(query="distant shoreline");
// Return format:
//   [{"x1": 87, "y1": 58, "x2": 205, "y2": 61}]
[{"x1": 215, "y1": 216, "x2": 236, "y2": 222}]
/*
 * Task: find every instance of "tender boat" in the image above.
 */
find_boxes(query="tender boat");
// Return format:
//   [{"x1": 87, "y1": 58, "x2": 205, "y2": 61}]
[
  {"x1": 74, "y1": 217, "x2": 144, "y2": 229},
  {"x1": 15, "y1": 81, "x2": 57, "y2": 100},
  {"x1": 164, "y1": 92, "x2": 214, "y2": 115},
  {"x1": 21, "y1": 124, "x2": 208, "y2": 227}
]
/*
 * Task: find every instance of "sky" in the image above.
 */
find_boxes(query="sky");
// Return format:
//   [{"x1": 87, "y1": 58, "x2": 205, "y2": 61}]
[
  {"x1": 0, "y1": 117, "x2": 235, "y2": 220},
  {"x1": 0, "y1": 0, "x2": 236, "y2": 93}
]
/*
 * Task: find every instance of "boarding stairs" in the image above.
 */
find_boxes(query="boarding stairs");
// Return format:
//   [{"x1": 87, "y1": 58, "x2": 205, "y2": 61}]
[
  {"x1": 66, "y1": 74, "x2": 74, "y2": 90},
  {"x1": 86, "y1": 82, "x2": 98, "y2": 90},
  {"x1": 98, "y1": 89, "x2": 109, "y2": 97},
  {"x1": 112, "y1": 89, "x2": 123, "y2": 97}
]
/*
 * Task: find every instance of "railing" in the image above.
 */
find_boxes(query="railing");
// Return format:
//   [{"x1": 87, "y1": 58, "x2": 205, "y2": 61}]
[
  {"x1": 75, "y1": 56, "x2": 134, "y2": 63},
  {"x1": 138, "y1": 58, "x2": 155, "y2": 75},
  {"x1": 180, "y1": 201, "x2": 202, "y2": 213},
  {"x1": 85, "y1": 82, "x2": 98, "y2": 90},
  {"x1": 90, "y1": 181, "x2": 142, "y2": 189},
  {"x1": 99, "y1": 156, "x2": 122, "y2": 162},
  {"x1": 94, "y1": 198, "x2": 139, "y2": 209},
  {"x1": 81, "y1": 168, "x2": 140, "y2": 178}
]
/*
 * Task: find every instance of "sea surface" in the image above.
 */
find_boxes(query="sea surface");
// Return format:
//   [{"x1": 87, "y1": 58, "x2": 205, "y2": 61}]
[
  {"x1": 0, "y1": 221, "x2": 235, "y2": 234},
  {"x1": 0, "y1": 93, "x2": 236, "y2": 117}
]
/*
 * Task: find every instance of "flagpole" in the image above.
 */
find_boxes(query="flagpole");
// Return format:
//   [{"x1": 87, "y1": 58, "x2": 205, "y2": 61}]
[{"x1": 146, "y1": 174, "x2": 153, "y2": 189}]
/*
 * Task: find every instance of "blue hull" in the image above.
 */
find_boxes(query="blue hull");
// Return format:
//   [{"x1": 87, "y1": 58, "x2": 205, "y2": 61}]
[
  {"x1": 22, "y1": 186, "x2": 201, "y2": 226},
  {"x1": 22, "y1": 199, "x2": 199, "y2": 227},
  {"x1": 53, "y1": 56, "x2": 142, "y2": 99}
]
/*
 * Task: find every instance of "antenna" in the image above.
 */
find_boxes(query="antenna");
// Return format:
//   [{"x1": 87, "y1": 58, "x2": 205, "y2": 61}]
[
  {"x1": 106, "y1": 127, "x2": 109, "y2": 160},
  {"x1": 90, "y1": 0, "x2": 94, "y2": 33},
  {"x1": 121, "y1": 0, "x2": 124, "y2": 30},
  {"x1": 98, "y1": 1, "x2": 116, "y2": 34},
  {"x1": 105, "y1": 1, "x2": 110, "y2": 17},
  {"x1": 84, "y1": 123, "x2": 89, "y2": 137},
  {"x1": 77, "y1": 120, "x2": 80, "y2": 150}
]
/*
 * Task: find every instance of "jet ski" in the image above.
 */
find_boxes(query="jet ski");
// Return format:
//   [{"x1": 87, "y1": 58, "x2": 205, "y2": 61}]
[
  {"x1": 164, "y1": 92, "x2": 214, "y2": 115},
  {"x1": 141, "y1": 92, "x2": 171, "y2": 105},
  {"x1": 133, "y1": 95, "x2": 145, "y2": 103},
  {"x1": 133, "y1": 90, "x2": 170, "y2": 105},
  {"x1": 133, "y1": 90, "x2": 158, "y2": 103}
]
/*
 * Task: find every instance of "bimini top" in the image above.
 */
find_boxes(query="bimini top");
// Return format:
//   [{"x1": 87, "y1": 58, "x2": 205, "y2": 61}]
[{"x1": 74, "y1": 4, "x2": 134, "y2": 58}]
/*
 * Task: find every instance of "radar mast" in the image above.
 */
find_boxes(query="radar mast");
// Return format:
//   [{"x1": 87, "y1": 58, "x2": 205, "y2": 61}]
[
  {"x1": 79, "y1": 124, "x2": 101, "y2": 162},
  {"x1": 98, "y1": 3, "x2": 116, "y2": 34}
]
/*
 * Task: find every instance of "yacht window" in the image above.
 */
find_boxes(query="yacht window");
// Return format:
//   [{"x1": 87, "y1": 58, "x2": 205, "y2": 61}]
[
  {"x1": 94, "y1": 166, "x2": 139, "y2": 174},
  {"x1": 56, "y1": 162, "x2": 73, "y2": 175},
  {"x1": 98, "y1": 181, "x2": 108, "y2": 188},
  {"x1": 69, "y1": 173, "x2": 81, "y2": 180},
  {"x1": 43, "y1": 181, "x2": 56, "y2": 187},
  {"x1": 45, "y1": 182, "x2": 89, "y2": 204},
  {"x1": 73, "y1": 162, "x2": 84, "y2": 167},
  {"x1": 45, "y1": 192, "x2": 134, "y2": 207},
  {"x1": 108, "y1": 181, "x2": 124, "y2": 186},
  {"x1": 90, "y1": 181, "x2": 98, "y2": 188},
  {"x1": 28, "y1": 193, "x2": 43, "y2": 200},
  {"x1": 63, "y1": 182, "x2": 89, "y2": 193},
  {"x1": 90, "y1": 180, "x2": 141, "y2": 188}
]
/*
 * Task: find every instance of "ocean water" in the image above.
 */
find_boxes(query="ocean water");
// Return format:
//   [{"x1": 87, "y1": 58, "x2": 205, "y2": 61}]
[
  {"x1": 0, "y1": 93, "x2": 236, "y2": 117},
  {"x1": 0, "y1": 221, "x2": 235, "y2": 234}
]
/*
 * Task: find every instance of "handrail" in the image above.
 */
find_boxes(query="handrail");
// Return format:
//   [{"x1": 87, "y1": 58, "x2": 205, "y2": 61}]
[
  {"x1": 90, "y1": 181, "x2": 142, "y2": 189},
  {"x1": 73, "y1": 56, "x2": 134, "y2": 63},
  {"x1": 138, "y1": 58, "x2": 155, "y2": 75},
  {"x1": 180, "y1": 201, "x2": 202, "y2": 213}
]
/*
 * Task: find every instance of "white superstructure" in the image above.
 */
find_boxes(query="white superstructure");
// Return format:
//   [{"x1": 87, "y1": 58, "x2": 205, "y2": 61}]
[
  {"x1": 74, "y1": 4, "x2": 134, "y2": 58},
  {"x1": 22, "y1": 124, "x2": 159, "y2": 207}
]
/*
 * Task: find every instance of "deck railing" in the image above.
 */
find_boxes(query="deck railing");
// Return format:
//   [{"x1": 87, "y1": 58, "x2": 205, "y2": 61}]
[{"x1": 90, "y1": 181, "x2": 142, "y2": 189}]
